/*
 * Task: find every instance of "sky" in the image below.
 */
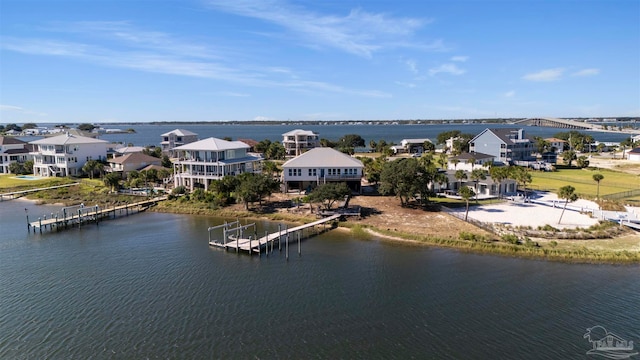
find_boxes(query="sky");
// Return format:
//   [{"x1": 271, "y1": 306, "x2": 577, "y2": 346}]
[{"x1": 1, "y1": 0, "x2": 639, "y2": 123}]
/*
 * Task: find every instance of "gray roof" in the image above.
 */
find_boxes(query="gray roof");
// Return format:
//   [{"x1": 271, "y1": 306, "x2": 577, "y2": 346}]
[
  {"x1": 472, "y1": 128, "x2": 529, "y2": 144},
  {"x1": 161, "y1": 129, "x2": 197, "y2": 137},
  {"x1": 282, "y1": 129, "x2": 318, "y2": 136},
  {"x1": 173, "y1": 137, "x2": 249, "y2": 151},
  {"x1": 108, "y1": 152, "x2": 162, "y2": 165},
  {"x1": 282, "y1": 147, "x2": 363, "y2": 168},
  {"x1": 30, "y1": 133, "x2": 108, "y2": 145},
  {"x1": 453, "y1": 152, "x2": 494, "y2": 161},
  {"x1": 0, "y1": 136, "x2": 27, "y2": 145}
]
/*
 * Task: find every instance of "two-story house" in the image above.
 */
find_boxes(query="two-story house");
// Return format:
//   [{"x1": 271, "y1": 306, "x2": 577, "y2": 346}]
[
  {"x1": 30, "y1": 133, "x2": 108, "y2": 177},
  {"x1": 0, "y1": 136, "x2": 32, "y2": 174},
  {"x1": 172, "y1": 137, "x2": 262, "y2": 191},
  {"x1": 108, "y1": 152, "x2": 163, "y2": 176},
  {"x1": 282, "y1": 129, "x2": 320, "y2": 157},
  {"x1": 281, "y1": 147, "x2": 364, "y2": 193},
  {"x1": 160, "y1": 129, "x2": 198, "y2": 156},
  {"x1": 469, "y1": 128, "x2": 534, "y2": 164}
]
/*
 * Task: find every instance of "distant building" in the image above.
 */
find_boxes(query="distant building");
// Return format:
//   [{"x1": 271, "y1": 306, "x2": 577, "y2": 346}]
[
  {"x1": 628, "y1": 148, "x2": 640, "y2": 161},
  {"x1": 0, "y1": 136, "x2": 32, "y2": 174},
  {"x1": 400, "y1": 138, "x2": 432, "y2": 154},
  {"x1": 172, "y1": 137, "x2": 262, "y2": 191},
  {"x1": 544, "y1": 138, "x2": 567, "y2": 153},
  {"x1": 470, "y1": 128, "x2": 534, "y2": 164},
  {"x1": 282, "y1": 129, "x2": 320, "y2": 157},
  {"x1": 30, "y1": 133, "x2": 108, "y2": 177},
  {"x1": 281, "y1": 147, "x2": 363, "y2": 193},
  {"x1": 160, "y1": 129, "x2": 198, "y2": 156}
]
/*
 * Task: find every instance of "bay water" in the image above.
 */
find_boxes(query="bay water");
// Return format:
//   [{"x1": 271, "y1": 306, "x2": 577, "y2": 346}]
[{"x1": 1, "y1": 199, "x2": 638, "y2": 358}]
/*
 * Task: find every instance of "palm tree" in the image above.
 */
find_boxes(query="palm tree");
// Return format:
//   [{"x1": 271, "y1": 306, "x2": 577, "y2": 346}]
[
  {"x1": 459, "y1": 186, "x2": 475, "y2": 221},
  {"x1": 592, "y1": 173, "x2": 604, "y2": 203},
  {"x1": 470, "y1": 168, "x2": 487, "y2": 203},
  {"x1": 454, "y1": 170, "x2": 467, "y2": 193},
  {"x1": 103, "y1": 173, "x2": 121, "y2": 192},
  {"x1": 489, "y1": 166, "x2": 507, "y2": 197},
  {"x1": 558, "y1": 185, "x2": 578, "y2": 224},
  {"x1": 451, "y1": 158, "x2": 460, "y2": 170}
]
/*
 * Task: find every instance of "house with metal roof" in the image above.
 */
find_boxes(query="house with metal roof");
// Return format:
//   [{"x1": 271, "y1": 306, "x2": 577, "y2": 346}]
[
  {"x1": 29, "y1": 133, "x2": 108, "y2": 177},
  {"x1": 447, "y1": 152, "x2": 495, "y2": 171},
  {"x1": 282, "y1": 129, "x2": 320, "y2": 157},
  {"x1": 160, "y1": 129, "x2": 198, "y2": 155},
  {"x1": 281, "y1": 147, "x2": 363, "y2": 193},
  {"x1": 469, "y1": 128, "x2": 534, "y2": 164},
  {"x1": 172, "y1": 137, "x2": 262, "y2": 191}
]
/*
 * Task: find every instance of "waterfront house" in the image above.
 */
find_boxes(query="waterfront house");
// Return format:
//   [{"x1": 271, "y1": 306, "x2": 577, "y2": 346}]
[
  {"x1": 442, "y1": 170, "x2": 517, "y2": 198},
  {"x1": 108, "y1": 152, "x2": 163, "y2": 176},
  {"x1": 30, "y1": 133, "x2": 108, "y2": 177},
  {"x1": 400, "y1": 138, "x2": 432, "y2": 154},
  {"x1": 447, "y1": 152, "x2": 494, "y2": 171},
  {"x1": 282, "y1": 129, "x2": 320, "y2": 157},
  {"x1": 0, "y1": 136, "x2": 32, "y2": 174},
  {"x1": 470, "y1": 128, "x2": 534, "y2": 164},
  {"x1": 160, "y1": 129, "x2": 198, "y2": 156},
  {"x1": 281, "y1": 147, "x2": 363, "y2": 193},
  {"x1": 172, "y1": 137, "x2": 262, "y2": 191},
  {"x1": 628, "y1": 148, "x2": 640, "y2": 161}
]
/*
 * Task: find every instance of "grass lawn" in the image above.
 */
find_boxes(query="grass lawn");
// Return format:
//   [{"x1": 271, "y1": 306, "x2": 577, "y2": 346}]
[
  {"x1": 0, "y1": 174, "x2": 76, "y2": 192},
  {"x1": 530, "y1": 167, "x2": 639, "y2": 199}
]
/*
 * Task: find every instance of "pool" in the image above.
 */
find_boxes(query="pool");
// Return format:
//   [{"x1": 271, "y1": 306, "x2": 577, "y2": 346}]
[{"x1": 13, "y1": 175, "x2": 44, "y2": 180}]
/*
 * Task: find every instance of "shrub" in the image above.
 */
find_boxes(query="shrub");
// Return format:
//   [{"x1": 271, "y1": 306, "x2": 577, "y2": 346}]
[
  {"x1": 549, "y1": 240, "x2": 558, "y2": 248},
  {"x1": 502, "y1": 234, "x2": 520, "y2": 244},
  {"x1": 172, "y1": 186, "x2": 187, "y2": 195}
]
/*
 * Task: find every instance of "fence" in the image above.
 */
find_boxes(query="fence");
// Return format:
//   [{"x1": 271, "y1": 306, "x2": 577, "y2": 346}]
[
  {"x1": 602, "y1": 189, "x2": 640, "y2": 200},
  {"x1": 440, "y1": 205, "x2": 496, "y2": 234}
]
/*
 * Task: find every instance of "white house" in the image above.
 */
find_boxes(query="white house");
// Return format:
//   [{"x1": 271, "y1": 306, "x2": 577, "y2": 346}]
[
  {"x1": 470, "y1": 128, "x2": 534, "y2": 164},
  {"x1": 30, "y1": 133, "x2": 108, "y2": 177},
  {"x1": 172, "y1": 137, "x2": 262, "y2": 191},
  {"x1": 0, "y1": 136, "x2": 32, "y2": 174},
  {"x1": 400, "y1": 138, "x2": 432, "y2": 154},
  {"x1": 544, "y1": 137, "x2": 567, "y2": 153},
  {"x1": 628, "y1": 148, "x2": 640, "y2": 161},
  {"x1": 281, "y1": 147, "x2": 363, "y2": 193},
  {"x1": 161, "y1": 129, "x2": 198, "y2": 155},
  {"x1": 447, "y1": 152, "x2": 494, "y2": 171},
  {"x1": 282, "y1": 129, "x2": 320, "y2": 157}
]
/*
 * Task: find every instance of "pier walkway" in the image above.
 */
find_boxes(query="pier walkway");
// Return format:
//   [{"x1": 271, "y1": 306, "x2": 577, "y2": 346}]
[
  {"x1": 209, "y1": 214, "x2": 341, "y2": 254},
  {"x1": 27, "y1": 196, "x2": 167, "y2": 233},
  {"x1": 1, "y1": 183, "x2": 79, "y2": 201}
]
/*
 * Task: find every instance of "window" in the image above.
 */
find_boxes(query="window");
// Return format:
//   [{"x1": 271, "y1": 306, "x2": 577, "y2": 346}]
[{"x1": 308, "y1": 169, "x2": 317, "y2": 176}]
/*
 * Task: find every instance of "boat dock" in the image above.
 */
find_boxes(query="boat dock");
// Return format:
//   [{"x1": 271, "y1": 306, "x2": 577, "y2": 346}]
[
  {"x1": 208, "y1": 214, "x2": 341, "y2": 255},
  {"x1": 1, "y1": 183, "x2": 80, "y2": 201},
  {"x1": 27, "y1": 196, "x2": 167, "y2": 233}
]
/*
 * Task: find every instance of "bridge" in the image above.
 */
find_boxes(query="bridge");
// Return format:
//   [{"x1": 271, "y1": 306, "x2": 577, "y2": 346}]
[{"x1": 512, "y1": 117, "x2": 600, "y2": 130}]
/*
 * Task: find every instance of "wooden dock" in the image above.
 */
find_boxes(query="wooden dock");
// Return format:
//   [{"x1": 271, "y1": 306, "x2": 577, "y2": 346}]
[
  {"x1": 1, "y1": 183, "x2": 80, "y2": 201},
  {"x1": 27, "y1": 196, "x2": 167, "y2": 233},
  {"x1": 209, "y1": 214, "x2": 341, "y2": 255}
]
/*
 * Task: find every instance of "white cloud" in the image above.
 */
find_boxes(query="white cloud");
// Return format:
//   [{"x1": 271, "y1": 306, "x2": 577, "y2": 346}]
[
  {"x1": 451, "y1": 55, "x2": 468, "y2": 62},
  {"x1": 522, "y1": 68, "x2": 564, "y2": 82},
  {"x1": 217, "y1": 91, "x2": 250, "y2": 97},
  {"x1": 572, "y1": 68, "x2": 600, "y2": 77},
  {"x1": 0, "y1": 104, "x2": 24, "y2": 112},
  {"x1": 395, "y1": 81, "x2": 416, "y2": 88},
  {"x1": 428, "y1": 63, "x2": 465, "y2": 76},
  {"x1": 504, "y1": 90, "x2": 515, "y2": 98},
  {"x1": 253, "y1": 116, "x2": 275, "y2": 121},
  {"x1": 405, "y1": 59, "x2": 418, "y2": 73},
  {"x1": 205, "y1": 0, "x2": 439, "y2": 57}
]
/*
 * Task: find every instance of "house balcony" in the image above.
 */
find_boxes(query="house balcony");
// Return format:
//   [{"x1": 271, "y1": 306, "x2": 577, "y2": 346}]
[{"x1": 323, "y1": 174, "x2": 362, "y2": 180}]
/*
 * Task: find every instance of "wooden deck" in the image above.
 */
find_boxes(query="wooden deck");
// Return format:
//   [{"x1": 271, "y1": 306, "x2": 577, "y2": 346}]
[
  {"x1": 0, "y1": 182, "x2": 80, "y2": 201},
  {"x1": 209, "y1": 214, "x2": 341, "y2": 253},
  {"x1": 27, "y1": 196, "x2": 167, "y2": 233}
]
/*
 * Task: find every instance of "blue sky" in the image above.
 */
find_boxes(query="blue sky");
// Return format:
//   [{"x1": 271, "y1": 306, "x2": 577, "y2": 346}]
[{"x1": 1, "y1": 0, "x2": 639, "y2": 123}]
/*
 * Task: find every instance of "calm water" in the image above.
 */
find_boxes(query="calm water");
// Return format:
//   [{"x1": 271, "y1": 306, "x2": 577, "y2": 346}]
[
  {"x1": 1, "y1": 200, "x2": 639, "y2": 359},
  {"x1": 96, "y1": 123, "x2": 636, "y2": 147}
]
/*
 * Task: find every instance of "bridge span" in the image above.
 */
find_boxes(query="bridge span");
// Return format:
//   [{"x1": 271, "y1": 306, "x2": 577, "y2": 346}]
[{"x1": 512, "y1": 117, "x2": 600, "y2": 130}]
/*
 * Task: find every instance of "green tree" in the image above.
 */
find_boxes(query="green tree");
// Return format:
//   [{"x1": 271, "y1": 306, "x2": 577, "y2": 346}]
[
  {"x1": 436, "y1": 130, "x2": 462, "y2": 145},
  {"x1": 307, "y1": 182, "x2": 351, "y2": 210},
  {"x1": 562, "y1": 150, "x2": 577, "y2": 166},
  {"x1": 82, "y1": 160, "x2": 103, "y2": 179},
  {"x1": 103, "y1": 173, "x2": 121, "y2": 192},
  {"x1": 22, "y1": 123, "x2": 38, "y2": 130},
  {"x1": 265, "y1": 142, "x2": 285, "y2": 160},
  {"x1": 339, "y1": 134, "x2": 365, "y2": 148},
  {"x1": 436, "y1": 152, "x2": 448, "y2": 170},
  {"x1": 557, "y1": 185, "x2": 578, "y2": 224},
  {"x1": 459, "y1": 186, "x2": 476, "y2": 221},
  {"x1": 262, "y1": 160, "x2": 280, "y2": 177},
  {"x1": 23, "y1": 160, "x2": 34, "y2": 174},
  {"x1": 423, "y1": 140, "x2": 435, "y2": 153},
  {"x1": 235, "y1": 173, "x2": 279, "y2": 210},
  {"x1": 470, "y1": 168, "x2": 487, "y2": 203},
  {"x1": 161, "y1": 155, "x2": 172, "y2": 168},
  {"x1": 592, "y1": 174, "x2": 604, "y2": 201},
  {"x1": 511, "y1": 166, "x2": 532, "y2": 198},
  {"x1": 576, "y1": 155, "x2": 590, "y2": 168},
  {"x1": 379, "y1": 158, "x2": 421, "y2": 206},
  {"x1": 533, "y1": 136, "x2": 550, "y2": 154},
  {"x1": 489, "y1": 166, "x2": 508, "y2": 197},
  {"x1": 8, "y1": 162, "x2": 23, "y2": 174},
  {"x1": 454, "y1": 170, "x2": 467, "y2": 192},
  {"x1": 77, "y1": 123, "x2": 95, "y2": 132}
]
